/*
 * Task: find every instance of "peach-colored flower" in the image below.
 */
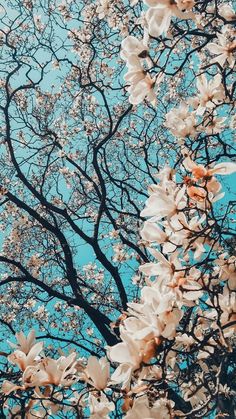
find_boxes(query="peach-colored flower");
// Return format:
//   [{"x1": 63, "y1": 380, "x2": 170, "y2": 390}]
[
  {"x1": 22, "y1": 352, "x2": 77, "y2": 387},
  {"x1": 8, "y1": 342, "x2": 43, "y2": 371},
  {"x1": 81, "y1": 356, "x2": 110, "y2": 390}
]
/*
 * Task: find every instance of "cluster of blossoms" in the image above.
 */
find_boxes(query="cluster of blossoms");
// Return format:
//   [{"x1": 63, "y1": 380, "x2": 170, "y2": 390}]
[
  {"x1": 144, "y1": 0, "x2": 195, "y2": 38},
  {"x1": 0, "y1": 0, "x2": 235, "y2": 417},
  {"x1": 120, "y1": 0, "x2": 235, "y2": 105},
  {"x1": 2, "y1": 157, "x2": 235, "y2": 417}
]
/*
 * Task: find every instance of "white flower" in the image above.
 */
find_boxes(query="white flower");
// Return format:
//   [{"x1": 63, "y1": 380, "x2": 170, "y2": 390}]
[
  {"x1": 196, "y1": 73, "x2": 224, "y2": 114},
  {"x1": 8, "y1": 330, "x2": 36, "y2": 354},
  {"x1": 207, "y1": 31, "x2": 236, "y2": 68},
  {"x1": 218, "y1": 4, "x2": 236, "y2": 21},
  {"x1": 127, "y1": 73, "x2": 157, "y2": 105},
  {"x1": 8, "y1": 342, "x2": 43, "y2": 371},
  {"x1": 128, "y1": 284, "x2": 182, "y2": 339},
  {"x1": 96, "y1": 0, "x2": 110, "y2": 19},
  {"x1": 144, "y1": 0, "x2": 195, "y2": 37},
  {"x1": 1, "y1": 380, "x2": 23, "y2": 395},
  {"x1": 82, "y1": 356, "x2": 110, "y2": 390},
  {"x1": 215, "y1": 254, "x2": 236, "y2": 290},
  {"x1": 125, "y1": 395, "x2": 158, "y2": 418},
  {"x1": 140, "y1": 220, "x2": 167, "y2": 243},
  {"x1": 120, "y1": 35, "x2": 160, "y2": 105},
  {"x1": 88, "y1": 393, "x2": 114, "y2": 419},
  {"x1": 145, "y1": 7, "x2": 172, "y2": 37},
  {"x1": 165, "y1": 103, "x2": 196, "y2": 138},
  {"x1": 22, "y1": 352, "x2": 77, "y2": 387},
  {"x1": 108, "y1": 329, "x2": 143, "y2": 388},
  {"x1": 121, "y1": 36, "x2": 148, "y2": 63},
  {"x1": 140, "y1": 185, "x2": 187, "y2": 220},
  {"x1": 183, "y1": 156, "x2": 236, "y2": 178}
]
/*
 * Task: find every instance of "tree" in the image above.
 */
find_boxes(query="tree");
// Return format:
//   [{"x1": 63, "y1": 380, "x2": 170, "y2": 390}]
[{"x1": 0, "y1": 0, "x2": 235, "y2": 417}]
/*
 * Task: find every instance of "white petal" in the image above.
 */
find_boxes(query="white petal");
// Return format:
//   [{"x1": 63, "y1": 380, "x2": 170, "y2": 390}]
[{"x1": 210, "y1": 162, "x2": 236, "y2": 175}]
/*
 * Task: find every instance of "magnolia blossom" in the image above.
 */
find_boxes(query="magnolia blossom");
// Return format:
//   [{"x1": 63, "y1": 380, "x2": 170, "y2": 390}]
[
  {"x1": 127, "y1": 284, "x2": 183, "y2": 339},
  {"x1": 88, "y1": 393, "x2": 114, "y2": 419},
  {"x1": 218, "y1": 3, "x2": 236, "y2": 21},
  {"x1": 167, "y1": 212, "x2": 207, "y2": 259},
  {"x1": 140, "y1": 184, "x2": 187, "y2": 220},
  {"x1": 165, "y1": 103, "x2": 196, "y2": 138},
  {"x1": 8, "y1": 329, "x2": 36, "y2": 353},
  {"x1": 96, "y1": 0, "x2": 110, "y2": 19},
  {"x1": 215, "y1": 254, "x2": 236, "y2": 290},
  {"x1": 121, "y1": 36, "x2": 148, "y2": 64},
  {"x1": 144, "y1": 0, "x2": 195, "y2": 37},
  {"x1": 108, "y1": 328, "x2": 144, "y2": 388},
  {"x1": 207, "y1": 29, "x2": 236, "y2": 67},
  {"x1": 218, "y1": 287, "x2": 236, "y2": 335},
  {"x1": 139, "y1": 247, "x2": 182, "y2": 280},
  {"x1": 183, "y1": 156, "x2": 236, "y2": 179},
  {"x1": 127, "y1": 73, "x2": 157, "y2": 105},
  {"x1": 22, "y1": 352, "x2": 77, "y2": 387},
  {"x1": 81, "y1": 356, "x2": 110, "y2": 390},
  {"x1": 183, "y1": 157, "x2": 236, "y2": 205},
  {"x1": 121, "y1": 35, "x2": 160, "y2": 105},
  {"x1": 196, "y1": 73, "x2": 224, "y2": 114},
  {"x1": 140, "y1": 220, "x2": 167, "y2": 244},
  {"x1": 1, "y1": 380, "x2": 23, "y2": 395},
  {"x1": 8, "y1": 341, "x2": 43, "y2": 371},
  {"x1": 125, "y1": 394, "x2": 174, "y2": 418}
]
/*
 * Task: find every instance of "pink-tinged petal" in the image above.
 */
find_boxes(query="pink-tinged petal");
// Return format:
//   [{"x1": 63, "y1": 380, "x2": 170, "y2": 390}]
[
  {"x1": 109, "y1": 343, "x2": 133, "y2": 364},
  {"x1": 193, "y1": 243, "x2": 205, "y2": 260},
  {"x1": 183, "y1": 156, "x2": 197, "y2": 171},
  {"x1": 125, "y1": 70, "x2": 145, "y2": 84},
  {"x1": 141, "y1": 193, "x2": 175, "y2": 218},
  {"x1": 147, "y1": 246, "x2": 170, "y2": 266},
  {"x1": 59, "y1": 352, "x2": 76, "y2": 370},
  {"x1": 212, "y1": 53, "x2": 227, "y2": 67},
  {"x1": 121, "y1": 36, "x2": 147, "y2": 55},
  {"x1": 213, "y1": 73, "x2": 222, "y2": 87},
  {"x1": 23, "y1": 365, "x2": 49, "y2": 387},
  {"x1": 163, "y1": 242, "x2": 176, "y2": 253},
  {"x1": 184, "y1": 290, "x2": 203, "y2": 300},
  {"x1": 1, "y1": 380, "x2": 23, "y2": 395},
  {"x1": 124, "y1": 317, "x2": 145, "y2": 333},
  {"x1": 139, "y1": 262, "x2": 161, "y2": 276},
  {"x1": 126, "y1": 55, "x2": 143, "y2": 68},
  {"x1": 8, "y1": 351, "x2": 27, "y2": 370},
  {"x1": 211, "y1": 192, "x2": 225, "y2": 202},
  {"x1": 210, "y1": 162, "x2": 236, "y2": 176},
  {"x1": 15, "y1": 331, "x2": 26, "y2": 347},
  {"x1": 147, "y1": 88, "x2": 157, "y2": 105},
  {"x1": 176, "y1": 185, "x2": 186, "y2": 206},
  {"x1": 207, "y1": 43, "x2": 225, "y2": 55},
  {"x1": 217, "y1": 33, "x2": 227, "y2": 47},
  {"x1": 87, "y1": 356, "x2": 99, "y2": 376},
  {"x1": 27, "y1": 342, "x2": 43, "y2": 364},
  {"x1": 161, "y1": 322, "x2": 176, "y2": 338},
  {"x1": 86, "y1": 357, "x2": 107, "y2": 389},
  {"x1": 129, "y1": 79, "x2": 151, "y2": 104},
  {"x1": 146, "y1": 8, "x2": 172, "y2": 38},
  {"x1": 140, "y1": 221, "x2": 166, "y2": 243},
  {"x1": 110, "y1": 364, "x2": 133, "y2": 388},
  {"x1": 134, "y1": 326, "x2": 155, "y2": 341}
]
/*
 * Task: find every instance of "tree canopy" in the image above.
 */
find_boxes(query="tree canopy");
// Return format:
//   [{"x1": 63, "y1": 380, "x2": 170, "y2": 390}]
[{"x1": 0, "y1": 0, "x2": 235, "y2": 417}]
